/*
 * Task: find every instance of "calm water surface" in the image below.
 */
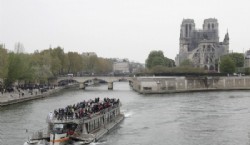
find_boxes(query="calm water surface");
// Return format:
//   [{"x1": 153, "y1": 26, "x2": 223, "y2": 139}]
[{"x1": 1, "y1": 82, "x2": 250, "y2": 145}]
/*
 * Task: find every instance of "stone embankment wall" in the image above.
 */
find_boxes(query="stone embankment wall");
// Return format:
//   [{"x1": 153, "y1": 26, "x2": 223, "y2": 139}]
[
  {"x1": 0, "y1": 83, "x2": 80, "y2": 107},
  {"x1": 132, "y1": 76, "x2": 250, "y2": 94},
  {"x1": 0, "y1": 87, "x2": 63, "y2": 107}
]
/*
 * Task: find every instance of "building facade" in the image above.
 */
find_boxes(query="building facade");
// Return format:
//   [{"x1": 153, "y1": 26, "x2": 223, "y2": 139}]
[
  {"x1": 113, "y1": 61, "x2": 130, "y2": 74},
  {"x1": 244, "y1": 50, "x2": 250, "y2": 68},
  {"x1": 175, "y1": 18, "x2": 229, "y2": 71}
]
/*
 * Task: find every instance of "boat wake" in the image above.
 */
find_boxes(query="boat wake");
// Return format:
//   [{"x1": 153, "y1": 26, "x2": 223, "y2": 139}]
[
  {"x1": 89, "y1": 141, "x2": 107, "y2": 145},
  {"x1": 124, "y1": 111, "x2": 133, "y2": 118},
  {"x1": 72, "y1": 141, "x2": 106, "y2": 145}
]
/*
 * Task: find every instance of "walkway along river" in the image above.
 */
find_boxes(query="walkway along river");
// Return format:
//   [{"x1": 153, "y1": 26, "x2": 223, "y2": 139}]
[{"x1": 1, "y1": 82, "x2": 250, "y2": 145}]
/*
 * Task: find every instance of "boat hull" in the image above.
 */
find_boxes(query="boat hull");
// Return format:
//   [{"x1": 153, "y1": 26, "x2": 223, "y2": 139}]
[{"x1": 25, "y1": 114, "x2": 124, "y2": 145}]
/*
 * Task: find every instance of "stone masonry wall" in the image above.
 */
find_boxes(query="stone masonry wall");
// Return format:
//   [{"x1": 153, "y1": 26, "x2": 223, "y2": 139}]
[{"x1": 133, "y1": 76, "x2": 250, "y2": 94}]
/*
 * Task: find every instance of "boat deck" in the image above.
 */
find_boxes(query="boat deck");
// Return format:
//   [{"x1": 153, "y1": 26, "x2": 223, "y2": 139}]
[{"x1": 70, "y1": 114, "x2": 124, "y2": 142}]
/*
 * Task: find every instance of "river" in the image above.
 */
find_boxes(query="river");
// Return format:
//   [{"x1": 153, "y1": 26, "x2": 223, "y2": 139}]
[{"x1": 1, "y1": 82, "x2": 250, "y2": 145}]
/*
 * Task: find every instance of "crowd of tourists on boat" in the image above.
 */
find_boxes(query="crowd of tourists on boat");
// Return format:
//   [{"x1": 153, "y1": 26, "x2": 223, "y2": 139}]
[{"x1": 53, "y1": 97, "x2": 120, "y2": 120}]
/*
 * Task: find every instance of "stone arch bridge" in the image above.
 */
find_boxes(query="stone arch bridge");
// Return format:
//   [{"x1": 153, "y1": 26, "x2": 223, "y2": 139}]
[{"x1": 57, "y1": 76, "x2": 133, "y2": 90}]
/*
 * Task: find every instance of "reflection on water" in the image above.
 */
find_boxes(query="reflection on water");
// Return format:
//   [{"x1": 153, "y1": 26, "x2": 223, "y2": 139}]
[{"x1": 1, "y1": 82, "x2": 250, "y2": 145}]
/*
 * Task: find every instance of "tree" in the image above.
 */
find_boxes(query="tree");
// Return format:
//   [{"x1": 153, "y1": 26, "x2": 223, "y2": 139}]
[
  {"x1": 151, "y1": 57, "x2": 165, "y2": 67},
  {"x1": 0, "y1": 46, "x2": 8, "y2": 80},
  {"x1": 219, "y1": 56, "x2": 236, "y2": 74},
  {"x1": 180, "y1": 59, "x2": 193, "y2": 67},
  {"x1": 146, "y1": 50, "x2": 174, "y2": 69},
  {"x1": 5, "y1": 53, "x2": 34, "y2": 86},
  {"x1": 31, "y1": 50, "x2": 53, "y2": 83},
  {"x1": 14, "y1": 42, "x2": 25, "y2": 53},
  {"x1": 82, "y1": 55, "x2": 99, "y2": 73},
  {"x1": 95, "y1": 58, "x2": 113, "y2": 74},
  {"x1": 146, "y1": 51, "x2": 164, "y2": 69},
  {"x1": 165, "y1": 58, "x2": 175, "y2": 67},
  {"x1": 50, "y1": 47, "x2": 66, "y2": 75},
  {"x1": 227, "y1": 53, "x2": 244, "y2": 67},
  {"x1": 67, "y1": 52, "x2": 83, "y2": 74},
  {"x1": 5, "y1": 53, "x2": 22, "y2": 86},
  {"x1": 17, "y1": 53, "x2": 34, "y2": 81},
  {"x1": 244, "y1": 67, "x2": 250, "y2": 75},
  {"x1": 33, "y1": 65, "x2": 53, "y2": 84},
  {"x1": 51, "y1": 56, "x2": 61, "y2": 76}
]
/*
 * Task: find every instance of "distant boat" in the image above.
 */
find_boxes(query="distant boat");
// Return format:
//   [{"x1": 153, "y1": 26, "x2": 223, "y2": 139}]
[{"x1": 84, "y1": 80, "x2": 94, "y2": 86}]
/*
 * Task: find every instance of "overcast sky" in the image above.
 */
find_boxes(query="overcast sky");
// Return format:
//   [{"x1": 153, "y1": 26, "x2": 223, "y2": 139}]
[{"x1": 1, "y1": 0, "x2": 250, "y2": 63}]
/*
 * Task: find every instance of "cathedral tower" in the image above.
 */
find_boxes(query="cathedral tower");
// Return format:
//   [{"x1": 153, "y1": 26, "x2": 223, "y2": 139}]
[
  {"x1": 175, "y1": 18, "x2": 229, "y2": 70},
  {"x1": 203, "y1": 18, "x2": 219, "y2": 42},
  {"x1": 179, "y1": 19, "x2": 195, "y2": 53}
]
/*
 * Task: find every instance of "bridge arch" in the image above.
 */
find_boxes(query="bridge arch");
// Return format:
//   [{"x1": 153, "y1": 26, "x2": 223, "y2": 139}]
[
  {"x1": 57, "y1": 76, "x2": 133, "y2": 90},
  {"x1": 57, "y1": 76, "x2": 132, "y2": 83},
  {"x1": 57, "y1": 79, "x2": 78, "y2": 86}
]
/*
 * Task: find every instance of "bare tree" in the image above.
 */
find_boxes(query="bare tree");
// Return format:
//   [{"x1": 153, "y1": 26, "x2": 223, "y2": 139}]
[{"x1": 14, "y1": 42, "x2": 25, "y2": 53}]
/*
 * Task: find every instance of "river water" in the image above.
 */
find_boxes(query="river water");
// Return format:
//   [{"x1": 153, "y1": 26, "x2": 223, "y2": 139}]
[{"x1": 1, "y1": 82, "x2": 250, "y2": 145}]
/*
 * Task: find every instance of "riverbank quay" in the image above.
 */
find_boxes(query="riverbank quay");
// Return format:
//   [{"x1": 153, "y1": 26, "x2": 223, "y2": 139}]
[
  {"x1": 0, "y1": 83, "x2": 79, "y2": 107},
  {"x1": 132, "y1": 76, "x2": 250, "y2": 94}
]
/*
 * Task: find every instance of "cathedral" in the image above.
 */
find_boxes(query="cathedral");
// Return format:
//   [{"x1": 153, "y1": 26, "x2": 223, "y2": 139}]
[{"x1": 175, "y1": 18, "x2": 229, "y2": 71}]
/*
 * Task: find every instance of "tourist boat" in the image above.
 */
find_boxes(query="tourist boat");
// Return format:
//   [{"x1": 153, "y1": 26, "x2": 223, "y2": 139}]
[{"x1": 24, "y1": 98, "x2": 124, "y2": 145}]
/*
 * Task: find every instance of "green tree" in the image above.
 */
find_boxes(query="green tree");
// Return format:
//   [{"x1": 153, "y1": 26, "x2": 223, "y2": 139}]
[
  {"x1": 227, "y1": 53, "x2": 244, "y2": 67},
  {"x1": 0, "y1": 46, "x2": 9, "y2": 80},
  {"x1": 180, "y1": 59, "x2": 193, "y2": 67},
  {"x1": 67, "y1": 52, "x2": 83, "y2": 74},
  {"x1": 245, "y1": 68, "x2": 250, "y2": 75},
  {"x1": 5, "y1": 52, "x2": 35, "y2": 86},
  {"x1": 146, "y1": 50, "x2": 174, "y2": 69},
  {"x1": 219, "y1": 56, "x2": 236, "y2": 73},
  {"x1": 17, "y1": 53, "x2": 34, "y2": 81},
  {"x1": 149, "y1": 65, "x2": 168, "y2": 73},
  {"x1": 50, "y1": 47, "x2": 65, "y2": 75},
  {"x1": 31, "y1": 50, "x2": 53, "y2": 83},
  {"x1": 94, "y1": 58, "x2": 113, "y2": 74},
  {"x1": 51, "y1": 56, "x2": 61, "y2": 76},
  {"x1": 151, "y1": 57, "x2": 165, "y2": 67},
  {"x1": 82, "y1": 55, "x2": 99, "y2": 73},
  {"x1": 33, "y1": 65, "x2": 53, "y2": 84},
  {"x1": 82, "y1": 55, "x2": 113, "y2": 74},
  {"x1": 165, "y1": 58, "x2": 175, "y2": 67},
  {"x1": 146, "y1": 50, "x2": 164, "y2": 69},
  {"x1": 5, "y1": 53, "x2": 20, "y2": 86}
]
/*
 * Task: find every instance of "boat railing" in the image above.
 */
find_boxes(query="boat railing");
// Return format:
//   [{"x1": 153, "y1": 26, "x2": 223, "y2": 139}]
[
  {"x1": 50, "y1": 102, "x2": 121, "y2": 122},
  {"x1": 90, "y1": 103, "x2": 119, "y2": 117},
  {"x1": 29, "y1": 128, "x2": 49, "y2": 140}
]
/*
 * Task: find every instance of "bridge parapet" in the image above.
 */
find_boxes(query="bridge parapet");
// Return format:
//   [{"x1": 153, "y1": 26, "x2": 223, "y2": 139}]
[{"x1": 57, "y1": 76, "x2": 133, "y2": 83}]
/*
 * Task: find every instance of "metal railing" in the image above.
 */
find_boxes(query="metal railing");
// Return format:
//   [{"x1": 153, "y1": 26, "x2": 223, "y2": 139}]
[{"x1": 29, "y1": 128, "x2": 49, "y2": 140}]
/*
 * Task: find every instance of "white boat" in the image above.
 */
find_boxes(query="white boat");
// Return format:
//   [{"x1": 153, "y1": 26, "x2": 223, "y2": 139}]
[{"x1": 24, "y1": 98, "x2": 124, "y2": 145}]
